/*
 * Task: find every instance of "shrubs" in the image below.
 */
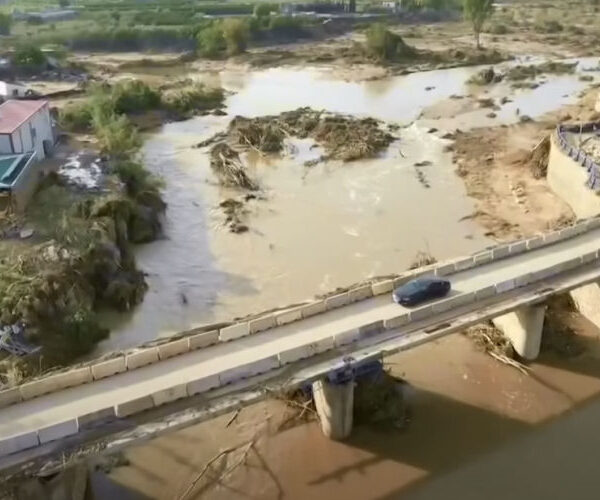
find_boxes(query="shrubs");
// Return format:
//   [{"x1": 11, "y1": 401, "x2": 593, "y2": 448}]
[
  {"x1": 59, "y1": 102, "x2": 94, "y2": 132},
  {"x1": 197, "y1": 19, "x2": 249, "y2": 56},
  {"x1": 34, "y1": 27, "x2": 194, "y2": 52},
  {"x1": 222, "y1": 18, "x2": 249, "y2": 55},
  {"x1": 162, "y1": 82, "x2": 224, "y2": 115},
  {"x1": 402, "y1": 0, "x2": 459, "y2": 9},
  {"x1": 60, "y1": 81, "x2": 160, "y2": 132},
  {"x1": 267, "y1": 15, "x2": 306, "y2": 37},
  {"x1": 0, "y1": 13, "x2": 11, "y2": 35},
  {"x1": 197, "y1": 23, "x2": 225, "y2": 57},
  {"x1": 93, "y1": 113, "x2": 142, "y2": 159},
  {"x1": 534, "y1": 19, "x2": 563, "y2": 33},
  {"x1": 13, "y1": 45, "x2": 47, "y2": 67},
  {"x1": 488, "y1": 23, "x2": 509, "y2": 34},
  {"x1": 109, "y1": 80, "x2": 161, "y2": 114},
  {"x1": 254, "y1": 3, "x2": 274, "y2": 17},
  {"x1": 365, "y1": 24, "x2": 415, "y2": 61},
  {"x1": 60, "y1": 79, "x2": 225, "y2": 134},
  {"x1": 113, "y1": 160, "x2": 164, "y2": 199}
]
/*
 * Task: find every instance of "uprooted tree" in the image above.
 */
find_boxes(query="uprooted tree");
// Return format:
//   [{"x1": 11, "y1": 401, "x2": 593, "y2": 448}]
[{"x1": 463, "y1": 0, "x2": 494, "y2": 49}]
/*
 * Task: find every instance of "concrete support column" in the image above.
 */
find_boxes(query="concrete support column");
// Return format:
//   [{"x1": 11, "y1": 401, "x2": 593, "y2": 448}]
[
  {"x1": 570, "y1": 283, "x2": 600, "y2": 329},
  {"x1": 492, "y1": 305, "x2": 546, "y2": 360},
  {"x1": 312, "y1": 378, "x2": 354, "y2": 440}
]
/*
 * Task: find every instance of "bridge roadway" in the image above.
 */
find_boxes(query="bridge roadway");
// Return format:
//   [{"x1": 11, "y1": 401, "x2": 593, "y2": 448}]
[{"x1": 2, "y1": 226, "x2": 600, "y2": 448}]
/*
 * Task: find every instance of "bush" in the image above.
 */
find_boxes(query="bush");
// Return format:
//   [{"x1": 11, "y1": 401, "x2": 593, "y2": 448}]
[
  {"x1": 0, "y1": 13, "x2": 11, "y2": 36},
  {"x1": 267, "y1": 15, "x2": 307, "y2": 37},
  {"x1": 133, "y1": 9, "x2": 193, "y2": 26},
  {"x1": 13, "y1": 45, "x2": 47, "y2": 67},
  {"x1": 92, "y1": 111, "x2": 141, "y2": 158},
  {"x1": 163, "y1": 82, "x2": 224, "y2": 115},
  {"x1": 488, "y1": 23, "x2": 509, "y2": 34},
  {"x1": 113, "y1": 160, "x2": 163, "y2": 198},
  {"x1": 221, "y1": 18, "x2": 249, "y2": 55},
  {"x1": 402, "y1": 0, "x2": 457, "y2": 10},
  {"x1": 109, "y1": 80, "x2": 161, "y2": 114},
  {"x1": 534, "y1": 19, "x2": 563, "y2": 33},
  {"x1": 59, "y1": 103, "x2": 94, "y2": 132},
  {"x1": 254, "y1": 3, "x2": 274, "y2": 17},
  {"x1": 197, "y1": 23, "x2": 225, "y2": 57},
  {"x1": 365, "y1": 24, "x2": 415, "y2": 61},
  {"x1": 196, "y1": 3, "x2": 254, "y2": 15},
  {"x1": 34, "y1": 27, "x2": 194, "y2": 52}
]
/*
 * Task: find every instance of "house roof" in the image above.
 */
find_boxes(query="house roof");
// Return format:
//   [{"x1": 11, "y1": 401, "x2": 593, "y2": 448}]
[{"x1": 0, "y1": 100, "x2": 48, "y2": 134}]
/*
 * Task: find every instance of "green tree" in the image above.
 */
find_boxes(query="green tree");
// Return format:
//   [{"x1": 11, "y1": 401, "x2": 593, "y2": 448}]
[
  {"x1": 13, "y1": 45, "x2": 47, "y2": 67},
  {"x1": 253, "y1": 3, "x2": 273, "y2": 17},
  {"x1": 58, "y1": 0, "x2": 70, "y2": 7},
  {"x1": 365, "y1": 24, "x2": 414, "y2": 61},
  {"x1": 221, "y1": 18, "x2": 249, "y2": 55},
  {"x1": 463, "y1": 0, "x2": 493, "y2": 49},
  {"x1": 0, "y1": 13, "x2": 12, "y2": 36},
  {"x1": 197, "y1": 23, "x2": 225, "y2": 57},
  {"x1": 111, "y1": 11, "x2": 121, "y2": 24}
]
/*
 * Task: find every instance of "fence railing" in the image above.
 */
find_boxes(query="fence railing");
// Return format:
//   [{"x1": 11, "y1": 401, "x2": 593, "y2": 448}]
[{"x1": 555, "y1": 123, "x2": 600, "y2": 191}]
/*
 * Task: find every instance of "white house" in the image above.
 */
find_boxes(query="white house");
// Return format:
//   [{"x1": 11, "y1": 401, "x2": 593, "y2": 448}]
[
  {"x1": 0, "y1": 81, "x2": 30, "y2": 99},
  {"x1": 0, "y1": 100, "x2": 54, "y2": 159}
]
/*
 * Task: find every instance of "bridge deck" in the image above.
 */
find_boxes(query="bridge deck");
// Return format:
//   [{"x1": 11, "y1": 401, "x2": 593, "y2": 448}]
[{"x1": 1, "y1": 228, "x2": 600, "y2": 441}]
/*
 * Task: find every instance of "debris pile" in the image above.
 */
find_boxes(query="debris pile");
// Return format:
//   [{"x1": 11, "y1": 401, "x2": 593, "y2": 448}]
[
  {"x1": 467, "y1": 61, "x2": 577, "y2": 86},
  {"x1": 219, "y1": 198, "x2": 249, "y2": 233},
  {"x1": 209, "y1": 143, "x2": 259, "y2": 190},
  {"x1": 229, "y1": 116, "x2": 286, "y2": 153},
  {"x1": 408, "y1": 250, "x2": 437, "y2": 269},
  {"x1": 209, "y1": 107, "x2": 396, "y2": 165},
  {"x1": 465, "y1": 323, "x2": 513, "y2": 358},
  {"x1": 506, "y1": 61, "x2": 577, "y2": 82},
  {"x1": 0, "y1": 187, "x2": 155, "y2": 371}
]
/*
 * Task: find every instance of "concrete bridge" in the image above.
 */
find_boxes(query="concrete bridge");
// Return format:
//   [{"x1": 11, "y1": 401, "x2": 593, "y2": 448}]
[{"x1": 1, "y1": 212, "x2": 600, "y2": 466}]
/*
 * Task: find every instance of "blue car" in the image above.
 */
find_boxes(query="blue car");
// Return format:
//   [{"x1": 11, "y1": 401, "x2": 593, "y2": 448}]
[{"x1": 392, "y1": 278, "x2": 451, "y2": 306}]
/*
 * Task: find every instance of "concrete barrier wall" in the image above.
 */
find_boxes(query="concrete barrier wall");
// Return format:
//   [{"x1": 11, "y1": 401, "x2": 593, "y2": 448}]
[
  {"x1": 2, "y1": 212, "x2": 599, "y2": 411},
  {"x1": 548, "y1": 131, "x2": 600, "y2": 218}
]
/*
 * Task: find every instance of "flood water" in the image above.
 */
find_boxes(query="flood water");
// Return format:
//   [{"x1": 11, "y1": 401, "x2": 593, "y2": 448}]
[
  {"x1": 97, "y1": 58, "x2": 600, "y2": 352},
  {"x1": 84, "y1": 58, "x2": 600, "y2": 499}
]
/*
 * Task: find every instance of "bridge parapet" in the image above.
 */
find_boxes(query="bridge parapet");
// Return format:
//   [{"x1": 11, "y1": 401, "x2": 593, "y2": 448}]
[{"x1": 0, "y1": 215, "x2": 599, "y2": 413}]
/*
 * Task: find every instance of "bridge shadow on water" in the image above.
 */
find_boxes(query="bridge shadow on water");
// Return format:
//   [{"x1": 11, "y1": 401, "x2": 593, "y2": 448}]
[
  {"x1": 369, "y1": 389, "x2": 600, "y2": 500},
  {"x1": 308, "y1": 387, "x2": 533, "y2": 489},
  {"x1": 89, "y1": 469, "x2": 155, "y2": 500},
  {"x1": 305, "y1": 326, "x2": 600, "y2": 499}
]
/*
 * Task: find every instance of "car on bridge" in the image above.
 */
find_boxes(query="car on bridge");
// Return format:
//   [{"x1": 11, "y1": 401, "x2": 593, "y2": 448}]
[{"x1": 392, "y1": 278, "x2": 451, "y2": 306}]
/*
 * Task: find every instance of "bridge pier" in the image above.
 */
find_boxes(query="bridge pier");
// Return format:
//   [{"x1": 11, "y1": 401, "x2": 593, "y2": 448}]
[
  {"x1": 312, "y1": 378, "x2": 354, "y2": 440},
  {"x1": 492, "y1": 305, "x2": 546, "y2": 360},
  {"x1": 570, "y1": 283, "x2": 600, "y2": 329}
]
